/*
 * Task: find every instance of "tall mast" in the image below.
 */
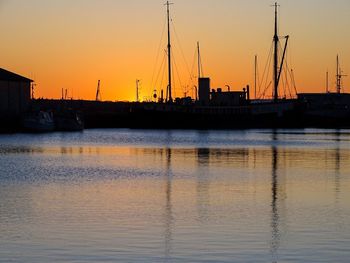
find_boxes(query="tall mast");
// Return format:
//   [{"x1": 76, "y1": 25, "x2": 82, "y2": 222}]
[
  {"x1": 255, "y1": 55, "x2": 257, "y2": 99},
  {"x1": 197, "y1": 41, "x2": 201, "y2": 79},
  {"x1": 166, "y1": 1, "x2": 173, "y2": 102},
  {"x1": 273, "y1": 2, "x2": 279, "y2": 102},
  {"x1": 336, "y1": 55, "x2": 347, "y2": 94},
  {"x1": 336, "y1": 55, "x2": 340, "y2": 94}
]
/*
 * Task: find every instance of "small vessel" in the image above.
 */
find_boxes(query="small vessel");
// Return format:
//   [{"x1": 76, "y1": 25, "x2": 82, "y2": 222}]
[
  {"x1": 22, "y1": 111, "x2": 55, "y2": 132},
  {"x1": 54, "y1": 109, "x2": 84, "y2": 131},
  {"x1": 298, "y1": 55, "x2": 350, "y2": 127}
]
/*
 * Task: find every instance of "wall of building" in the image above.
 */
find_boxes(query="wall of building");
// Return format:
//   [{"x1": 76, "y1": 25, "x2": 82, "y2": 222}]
[
  {"x1": 0, "y1": 81, "x2": 9, "y2": 112},
  {"x1": 0, "y1": 80, "x2": 31, "y2": 115}
]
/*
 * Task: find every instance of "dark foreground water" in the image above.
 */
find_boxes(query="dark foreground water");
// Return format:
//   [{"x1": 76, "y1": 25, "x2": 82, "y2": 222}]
[{"x1": 0, "y1": 129, "x2": 349, "y2": 262}]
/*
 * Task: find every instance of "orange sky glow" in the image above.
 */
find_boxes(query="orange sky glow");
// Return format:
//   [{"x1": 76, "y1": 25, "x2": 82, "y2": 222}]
[{"x1": 1, "y1": 0, "x2": 349, "y2": 101}]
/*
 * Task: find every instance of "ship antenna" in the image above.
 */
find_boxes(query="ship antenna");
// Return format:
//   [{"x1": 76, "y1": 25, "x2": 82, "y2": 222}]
[
  {"x1": 337, "y1": 55, "x2": 340, "y2": 93},
  {"x1": 166, "y1": 1, "x2": 173, "y2": 103},
  {"x1": 336, "y1": 55, "x2": 347, "y2": 94}
]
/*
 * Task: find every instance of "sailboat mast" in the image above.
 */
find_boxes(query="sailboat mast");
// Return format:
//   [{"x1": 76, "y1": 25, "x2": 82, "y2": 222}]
[
  {"x1": 255, "y1": 55, "x2": 257, "y2": 99},
  {"x1": 166, "y1": 1, "x2": 172, "y2": 102},
  {"x1": 273, "y1": 2, "x2": 279, "y2": 102},
  {"x1": 197, "y1": 41, "x2": 201, "y2": 79},
  {"x1": 336, "y1": 55, "x2": 340, "y2": 94}
]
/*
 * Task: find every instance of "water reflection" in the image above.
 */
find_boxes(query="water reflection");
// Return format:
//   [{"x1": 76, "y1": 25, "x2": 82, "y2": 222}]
[
  {"x1": 333, "y1": 131, "x2": 343, "y2": 233},
  {"x1": 164, "y1": 147, "x2": 173, "y2": 261},
  {"x1": 0, "y1": 146, "x2": 44, "y2": 154},
  {"x1": 270, "y1": 131, "x2": 286, "y2": 263},
  {"x1": 0, "y1": 130, "x2": 349, "y2": 262},
  {"x1": 196, "y1": 148, "x2": 211, "y2": 223},
  {"x1": 334, "y1": 130, "x2": 341, "y2": 197}
]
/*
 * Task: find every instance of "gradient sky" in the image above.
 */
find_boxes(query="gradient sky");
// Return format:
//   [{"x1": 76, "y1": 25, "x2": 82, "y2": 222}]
[{"x1": 0, "y1": 0, "x2": 349, "y2": 101}]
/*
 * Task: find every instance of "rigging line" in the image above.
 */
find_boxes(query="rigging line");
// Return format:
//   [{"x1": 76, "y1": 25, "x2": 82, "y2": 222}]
[
  {"x1": 285, "y1": 66, "x2": 295, "y2": 98},
  {"x1": 260, "y1": 79, "x2": 270, "y2": 99},
  {"x1": 281, "y1": 58, "x2": 289, "y2": 98},
  {"x1": 277, "y1": 39, "x2": 292, "y2": 98},
  {"x1": 159, "y1": 54, "x2": 167, "y2": 97},
  {"x1": 154, "y1": 51, "x2": 167, "y2": 91},
  {"x1": 277, "y1": 41, "x2": 286, "y2": 97},
  {"x1": 285, "y1": 74, "x2": 292, "y2": 99},
  {"x1": 283, "y1": 59, "x2": 293, "y2": 98},
  {"x1": 172, "y1": 50, "x2": 183, "y2": 97},
  {"x1": 260, "y1": 54, "x2": 273, "y2": 99},
  {"x1": 284, "y1": 49, "x2": 298, "y2": 96},
  {"x1": 280, "y1": 72, "x2": 285, "y2": 98},
  {"x1": 184, "y1": 46, "x2": 197, "y2": 92},
  {"x1": 286, "y1": 57, "x2": 298, "y2": 96},
  {"x1": 261, "y1": 81, "x2": 273, "y2": 99},
  {"x1": 171, "y1": 50, "x2": 177, "y2": 98},
  {"x1": 261, "y1": 45, "x2": 273, "y2": 99},
  {"x1": 285, "y1": 73, "x2": 292, "y2": 99},
  {"x1": 187, "y1": 74, "x2": 195, "y2": 92},
  {"x1": 188, "y1": 47, "x2": 198, "y2": 91},
  {"x1": 286, "y1": 73, "x2": 293, "y2": 98},
  {"x1": 257, "y1": 56, "x2": 261, "y2": 99},
  {"x1": 258, "y1": 41, "x2": 273, "y2": 98},
  {"x1": 287, "y1": 66, "x2": 297, "y2": 97},
  {"x1": 286, "y1": 37, "x2": 293, "y2": 72},
  {"x1": 155, "y1": 55, "x2": 166, "y2": 100},
  {"x1": 199, "y1": 46, "x2": 204, "y2": 77},
  {"x1": 171, "y1": 20, "x2": 193, "y2": 81},
  {"x1": 291, "y1": 69, "x2": 298, "y2": 96},
  {"x1": 190, "y1": 47, "x2": 197, "y2": 78},
  {"x1": 150, "y1": 16, "x2": 167, "y2": 90},
  {"x1": 281, "y1": 69, "x2": 288, "y2": 98}
]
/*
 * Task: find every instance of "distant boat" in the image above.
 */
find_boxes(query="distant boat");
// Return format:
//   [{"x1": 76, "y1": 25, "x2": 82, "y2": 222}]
[
  {"x1": 297, "y1": 55, "x2": 350, "y2": 127},
  {"x1": 22, "y1": 111, "x2": 55, "y2": 132},
  {"x1": 54, "y1": 109, "x2": 84, "y2": 131}
]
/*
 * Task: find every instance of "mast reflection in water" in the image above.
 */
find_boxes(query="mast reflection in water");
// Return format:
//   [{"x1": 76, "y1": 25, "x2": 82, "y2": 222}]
[{"x1": 0, "y1": 129, "x2": 349, "y2": 262}]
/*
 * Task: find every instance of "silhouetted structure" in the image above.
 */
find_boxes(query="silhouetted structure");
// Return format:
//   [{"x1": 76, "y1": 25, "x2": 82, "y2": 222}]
[
  {"x1": 211, "y1": 88, "x2": 247, "y2": 106},
  {"x1": 0, "y1": 68, "x2": 32, "y2": 131},
  {"x1": 298, "y1": 56, "x2": 350, "y2": 127},
  {"x1": 4, "y1": 2, "x2": 350, "y2": 132},
  {"x1": 0, "y1": 68, "x2": 32, "y2": 115},
  {"x1": 198, "y1": 78, "x2": 210, "y2": 105}
]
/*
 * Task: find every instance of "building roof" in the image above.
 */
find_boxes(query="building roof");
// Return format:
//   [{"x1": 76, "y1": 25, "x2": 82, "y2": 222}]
[{"x1": 0, "y1": 68, "x2": 33, "y2": 82}]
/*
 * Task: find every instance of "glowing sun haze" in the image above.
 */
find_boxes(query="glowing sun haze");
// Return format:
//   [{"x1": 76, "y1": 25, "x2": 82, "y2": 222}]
[{"x1": 1, "y1": 0, "x2": 349, "y2": 101}]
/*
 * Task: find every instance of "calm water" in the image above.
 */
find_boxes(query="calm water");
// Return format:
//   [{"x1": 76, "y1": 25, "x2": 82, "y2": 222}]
[{"x1": 0, "y1": 129, "x2": 349, "y2": 262}]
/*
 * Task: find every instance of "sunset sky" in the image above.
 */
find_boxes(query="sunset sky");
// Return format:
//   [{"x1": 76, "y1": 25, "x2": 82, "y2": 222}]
[{"x1": 0, "y1": 0, "x2": 349, "y2": 101}]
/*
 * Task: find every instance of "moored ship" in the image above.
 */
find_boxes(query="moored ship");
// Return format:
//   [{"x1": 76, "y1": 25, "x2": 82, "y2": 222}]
[
  {"x1": 127, "y1": 1, "x2": 301, "y2": 129},
  {"x1": 25, "y1": 2, "x2": 349, "y2": 130}
]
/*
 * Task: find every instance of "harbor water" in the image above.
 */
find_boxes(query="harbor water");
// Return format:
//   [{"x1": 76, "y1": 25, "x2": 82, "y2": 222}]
[{"x1": 0, "y1": 129, "x2": 349, "y2": 262}]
